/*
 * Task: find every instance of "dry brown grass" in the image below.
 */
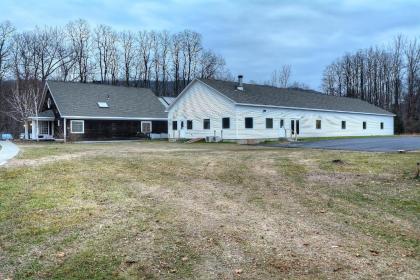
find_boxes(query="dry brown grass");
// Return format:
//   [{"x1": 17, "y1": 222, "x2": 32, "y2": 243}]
[{"x1": 0, "y1": 141, "x2": 419, "y2": 279}]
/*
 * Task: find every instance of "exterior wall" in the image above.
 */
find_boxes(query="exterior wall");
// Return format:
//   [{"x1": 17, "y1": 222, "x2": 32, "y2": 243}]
[
  {"x1": 235, "y1": 105, "x2": 394, "y2": 139},
  {"x1": 167, "y1": 80, "x2": 394, "y2": 140},
  {"x1": 65, "y1": 119, "x2": 167, "y2": 141},
  {"x1": 168, "y1": 81, "x2": 237, "y2": 139}
]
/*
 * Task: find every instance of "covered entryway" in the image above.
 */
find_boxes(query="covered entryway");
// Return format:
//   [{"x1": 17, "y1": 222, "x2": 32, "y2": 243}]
[{"x1": 26, "y1": 110, "x2": 55, "y2": 140}]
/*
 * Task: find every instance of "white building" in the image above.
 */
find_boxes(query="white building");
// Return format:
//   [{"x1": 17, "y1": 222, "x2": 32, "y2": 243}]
[{"x1": 167, "y1": 76, "x2": 395, "y2": 141}]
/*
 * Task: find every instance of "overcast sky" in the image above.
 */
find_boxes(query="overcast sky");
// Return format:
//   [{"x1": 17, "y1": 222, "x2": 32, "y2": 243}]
[{"x1": 2, "y1": 0, "x2": 420, "y2": 89}]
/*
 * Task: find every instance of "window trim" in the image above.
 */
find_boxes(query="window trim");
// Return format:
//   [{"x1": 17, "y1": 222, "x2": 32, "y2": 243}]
[
  {"x1": 187, "y1": 120, "x2": 193, "y2": 130},
  {"x1": 316, "y1": 120, "x2": 322, "y2": 129},
  {"x1": 222, "y1": 117, "x2": 230, "y2": 129},
  {"x1": 70, "y1": 120, "x2": 85, "y2": 134},
  {"x1": 203, "y1": 119, "x2": 210, "y2": 130},
  {"x1": 245, "y1": 117, "x2": 253, "y2": 129},
  {"x1": 266, "y1": 118, "x2": 273, "y2": 129},
  {"x1": 141, "y1": 121, "x2": 152, "y2": 133}
]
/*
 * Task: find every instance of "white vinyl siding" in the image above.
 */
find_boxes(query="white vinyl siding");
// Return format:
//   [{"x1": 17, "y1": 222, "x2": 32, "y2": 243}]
[
  {"x1": 235, "y1": 105, "x2": 394, "y2": 139},
  {"x1": 168, "y1": 80, "x2": 394, "y2": 140},
  {"x1": 168, "y1": 81, "x2": 236, "y2": 139}
]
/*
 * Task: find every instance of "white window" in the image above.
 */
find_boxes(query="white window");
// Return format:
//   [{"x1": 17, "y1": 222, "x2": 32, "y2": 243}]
[
  {"x1": 38, "y1": 122, "x2": 49, "y2": 135},
  {"x1": 47, "y1": 98, "x2": 52, "y2": 109},
  {"x1": 141, "y1": 121, "x2": 152, "y2": 133},
  {"x1": 70, "y1": 120, "x2": 84, "y2": 134},
  {"x1": 97, "y1": 102, "x2": 109, "y2": 108}
]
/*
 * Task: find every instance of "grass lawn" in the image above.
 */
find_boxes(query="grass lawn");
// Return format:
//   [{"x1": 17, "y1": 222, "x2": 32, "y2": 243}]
[{"x1": 0, "y1": 141, "x2": 419, "y2": 279}]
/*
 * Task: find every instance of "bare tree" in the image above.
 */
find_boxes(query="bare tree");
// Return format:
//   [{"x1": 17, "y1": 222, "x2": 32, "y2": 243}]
[
  {"x1": 66, "y1": 19, "x2": 91, "y2": 83},
  {"x1": 171, "y1": 32, "x2": 182, "y2": 94},
  {"x1": 5, "y1": 83, "x2": 41, "y2": 122},
  {"x1": 270, "y1": 64, "x2": 292, "y2": 88},
  {"x1": 279, "y1": 64, "x2": 291, "y2": 88},
  {"x1": 199, "y1": 49, "x2": 225, "y2": 79},
  {"x1": 159, "y1": 31, "x2": 170, "y2": 95},
  {"x1": 0, "y1": 21, "x2": 15, "y2": 84},
  {"x1": 120, "y1": 30, "x2": 135, "y2": 86},
  {"x1": 94, "y1": 25, "x2": 118, "y2": 84},
  {"x1": 137, "y1": 31, "x2": 153, "y2": 87}
]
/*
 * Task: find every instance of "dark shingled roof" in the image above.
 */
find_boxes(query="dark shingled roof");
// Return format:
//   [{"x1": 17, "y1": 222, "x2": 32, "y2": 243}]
[
  {"x1": 198, "y1": 79, "x2": 394, "y2": 116},
  {"x1": 37, "y1": 110, "x2": 55, "y2": 118},
  {"x1": 47, "y1": 81, "x2": 167, "y2": 119}
]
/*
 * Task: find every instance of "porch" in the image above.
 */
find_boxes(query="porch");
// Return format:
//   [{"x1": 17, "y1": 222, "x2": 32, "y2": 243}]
[{"x1": 25, "y1": 110, "x2": 55, "y2": 140}]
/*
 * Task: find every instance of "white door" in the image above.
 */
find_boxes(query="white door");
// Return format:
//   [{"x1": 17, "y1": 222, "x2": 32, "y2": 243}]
[{"x1": 179, "y1": 120, "x2": 186, "y2": 138}]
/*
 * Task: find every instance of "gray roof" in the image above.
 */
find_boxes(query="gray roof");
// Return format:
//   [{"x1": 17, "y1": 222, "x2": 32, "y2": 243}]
[
  {"x1": 47, "y1": 81, "x2": 167, "y2": 119},
  {"x1": 198, "y1": 79, "x2": 394, "y2": 116},
  {"x1": 37, "y1": 110, "x2": 55, "y2": 118},
  {"x1": 158, "y1": 96, "x2": 176, "y2": 108},
  {"x1": 29, "y1": 109, "x2": 55, "y2": 120}
]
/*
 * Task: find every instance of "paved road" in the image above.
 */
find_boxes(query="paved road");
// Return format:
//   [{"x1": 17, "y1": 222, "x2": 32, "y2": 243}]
[
  {"x1": 265, "y1": 136, "x2": 420, "y2": 152},
  {"x1": 0, "y1": 141, "x2": 20, "y2": 166}
]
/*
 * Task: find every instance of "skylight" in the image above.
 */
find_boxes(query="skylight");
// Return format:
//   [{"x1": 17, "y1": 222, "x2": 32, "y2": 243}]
[{"x1": 97, "y1": 102, "x2": 109, "y2": 108}]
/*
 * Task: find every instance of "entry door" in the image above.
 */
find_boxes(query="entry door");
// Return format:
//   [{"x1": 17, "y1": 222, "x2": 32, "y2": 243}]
[
  {"x1": 291, "y1": 119, "x2": 300, "y2": 137},
  {"x1": 179, "y1": 120, "x2": 186, "y2": 138}
]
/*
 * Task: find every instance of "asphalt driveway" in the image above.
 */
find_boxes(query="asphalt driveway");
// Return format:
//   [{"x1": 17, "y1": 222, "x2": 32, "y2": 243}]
[
  {"x1": 0, "y1": 141, "x2": 20, "y2": 165},
  {"x1": 266, "y1": 136, "x2": 420, "y2": 152}
]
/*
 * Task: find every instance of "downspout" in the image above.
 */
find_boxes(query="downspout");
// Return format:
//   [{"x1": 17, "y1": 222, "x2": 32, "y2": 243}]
[{"x1": 63, "y1": 118, "x2": 67, "y2": 143}]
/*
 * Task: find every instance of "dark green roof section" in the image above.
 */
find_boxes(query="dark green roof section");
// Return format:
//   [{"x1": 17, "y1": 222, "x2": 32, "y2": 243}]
[
  {"x1": 37, "y1": 110, "x2": 55, "y2": 118},
  {"x1": 198, "y1": 79, "x2": 394, "y2": 116},
  {"x1": 29, "y1": 109, "x2": 55, "y2": 119},
  {"x1": 47, "y1": 81, "x2": 167, "y2": 119}
]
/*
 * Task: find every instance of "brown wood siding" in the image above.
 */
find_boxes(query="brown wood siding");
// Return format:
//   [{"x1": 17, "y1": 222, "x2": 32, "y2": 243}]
[{"x1": 65, "y1": 120, "x2": 168, "y2": 141}]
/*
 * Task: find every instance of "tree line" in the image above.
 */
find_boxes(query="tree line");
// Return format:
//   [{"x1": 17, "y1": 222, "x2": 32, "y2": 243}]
[
  {"x1": 0, "y1": 19, "x2": 229, "y2": 134},
  {"x1": 322, "y1": 36, "x2": 420, "y2": 133}
]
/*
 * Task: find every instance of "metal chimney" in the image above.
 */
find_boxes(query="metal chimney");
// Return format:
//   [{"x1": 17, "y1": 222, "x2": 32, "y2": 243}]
[{"x1": 237, "y1": 75, "x2": 244, "y2": 91}]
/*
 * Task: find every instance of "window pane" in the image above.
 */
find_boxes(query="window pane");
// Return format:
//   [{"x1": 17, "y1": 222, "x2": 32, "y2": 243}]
[
  {"x1": 266, "y1": 118, "x2": 273, "y2": 129},
  {"x1": 245, "y1": 117, "x2": 253, "y2": 128},
  {"x1": 380, "y1": 122, "x2": 384, "y2": 129},
  {"x1": 280, "y1": 119, "x2": 284, "y2": 128},
  {"x1": 363, "y1": 122, "x2": 366, "y2": 129},
  {"x1": 187, "y1": 120, "x2": 193, "y2": 130},
  {"x1": 316, "y1": 120, "x2": 321, "y2": 129},
  {"x1": 222, "y1": 117, "x2": 230, "y2": 129},
  {"x1": 172, "y1": 121, "x2": 177, "y2": 130},
  {"x1": 203, "y1": 119, "x2": 210, "y2": 129},
  {"x1": 341, "y1": 121, "x2": 346, "y2": 129},
  {"x1": 71, "y1": 121, "x2": 84, "y2": 133},
  {"x1": 39, "y1": 122, "x2": 49, "y2": 134}
]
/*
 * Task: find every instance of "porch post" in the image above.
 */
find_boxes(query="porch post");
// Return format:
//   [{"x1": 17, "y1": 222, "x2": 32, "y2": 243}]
[
  {"x1": 32, "y1": 120, "x2": 37, "y2": 140},
  {"x1": 63, "y1": 118, "x2": 67, "y2": 143},
  {"x1": 24, "y1": 121, "x2": 29, "y2": 140},
  {"x1": 51, "y1": 121, "x2": 54, "y2": 139}
]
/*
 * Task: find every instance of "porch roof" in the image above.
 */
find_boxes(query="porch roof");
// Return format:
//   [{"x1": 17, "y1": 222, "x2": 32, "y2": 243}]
[{"x1": 29, "y1": 110, "x2": 55, "y2": 121}]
